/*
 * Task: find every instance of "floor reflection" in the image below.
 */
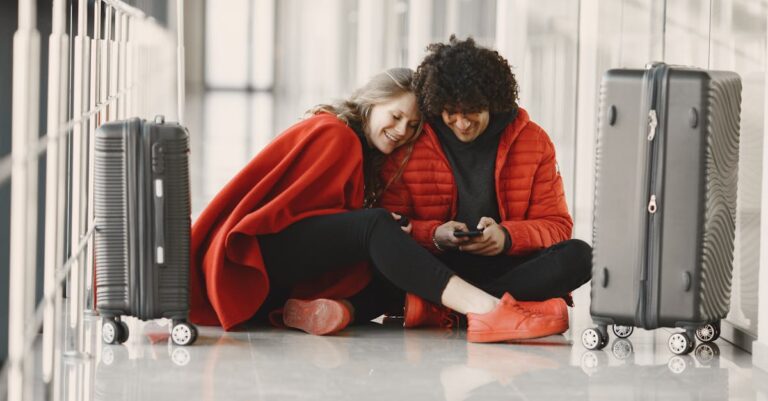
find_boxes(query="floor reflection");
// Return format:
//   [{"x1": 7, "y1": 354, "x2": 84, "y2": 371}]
[
  {"x1": 579, "y1": 339, "x2": 728, "y2": 400},
  {"x1": 42, "y1": 309, "x2": 756, "y2": 401}
]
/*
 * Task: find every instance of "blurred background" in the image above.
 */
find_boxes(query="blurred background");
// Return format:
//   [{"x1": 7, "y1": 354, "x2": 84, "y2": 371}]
[{"x1": 0, "y1": 0, "x2": 767, "y2": 390}]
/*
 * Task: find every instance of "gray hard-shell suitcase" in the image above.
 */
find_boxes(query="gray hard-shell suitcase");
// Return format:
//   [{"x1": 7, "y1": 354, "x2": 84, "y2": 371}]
[
  {"x1": 94, "y1": 116, "x2": 198, "y2": 346},
  {"x1": 583, "y1": 63, "x2": 742, "y2": 355}
]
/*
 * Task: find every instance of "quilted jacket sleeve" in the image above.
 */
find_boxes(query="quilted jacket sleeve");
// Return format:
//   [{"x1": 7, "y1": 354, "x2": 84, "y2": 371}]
[
  {"x1": 379, "y1": 153, "x2": 444, "y2": 253},
  {"x1": 500, "y1": 136, "x2": 573, "y2": 255}
]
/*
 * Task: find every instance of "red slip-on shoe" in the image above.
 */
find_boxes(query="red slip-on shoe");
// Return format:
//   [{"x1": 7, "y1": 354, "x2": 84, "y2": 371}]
[
  {"x1": 518, "y1": 298, "x2": 569, "y2": 334},
  {"x1": 403, "y1": 293, "x2": 458, "y2": 328},
  {"x1": 466, "y1": 293, "x2": 565, "y2": 343},
  {"x1": 283, "y1": 298, "x2": 352, "y2": 336}
]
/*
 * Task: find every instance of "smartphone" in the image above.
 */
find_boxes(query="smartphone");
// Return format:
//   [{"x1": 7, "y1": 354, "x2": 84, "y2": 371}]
[
  {"x1": 453, "y1": 229, "x2": 483, "y2": 238},
  {"x1": 398, "y1": 215, "x2": 410, "y2": 227}
]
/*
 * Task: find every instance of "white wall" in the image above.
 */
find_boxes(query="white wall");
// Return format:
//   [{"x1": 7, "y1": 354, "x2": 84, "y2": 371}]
[{"x1": 752, "y1": 9, "x2": 768, "y2": 370}]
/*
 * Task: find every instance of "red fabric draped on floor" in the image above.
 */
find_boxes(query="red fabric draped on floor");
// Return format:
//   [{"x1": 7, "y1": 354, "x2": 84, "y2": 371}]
[{"x1": 189, "y1": 114, "x2": 372, "y2": 330}]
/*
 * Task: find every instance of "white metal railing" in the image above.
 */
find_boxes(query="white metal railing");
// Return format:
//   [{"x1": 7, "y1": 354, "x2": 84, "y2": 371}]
[{"x1": 5, "y1": 1, "x2": 183, "y2": 400}]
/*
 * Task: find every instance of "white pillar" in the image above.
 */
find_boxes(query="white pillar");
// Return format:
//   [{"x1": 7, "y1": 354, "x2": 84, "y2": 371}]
[
  {"x1": 573, "y1": 0, "x2": 600, "y2": 242},
  {"x1": 407, "y1": 0, "x2": 432, "y2": 69},
  {"x1": 42, "y1": 0, "x2": 69, "y2": 384},
  {"x1": 67, "y1": 0, "x2": 90, "y2": 357},
  {"x1": 116, "y1": 12, "x2": 126, "y2": 119},
  {"x1": 109, "y1": 9, "x2": 120, "y2": 120},
  {"x1": 177, "y1": 0, "x2": 185, "y2": 124},
  {"x1": 752, "y1": 9, "x2": 768, "y2": 373},
  {"x1": 356, "y1": 0, "x2": 386, "y2": 86},
  {"x1": 495, "y1": 0, "x2": 529, "y2": 87},
  {"x1": 9, "y1": 0, "x2": 41, "y2": 399},
  {"x1": 84, "y1": 0, "x2": 102, "y2": 316},
  {"x1": 100, "y1": 5, "x2": 111, "y2": 119},
  {"x1": 569, "y1": 0, "x2": 601, "y2": 319}
]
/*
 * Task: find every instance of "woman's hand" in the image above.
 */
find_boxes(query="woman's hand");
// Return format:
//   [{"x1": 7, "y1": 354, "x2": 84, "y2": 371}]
[
  {"x1": 391, "y1": 212, "x2": 412, "y2": 234},
  {"x1": 459, "y1": 217, "x2": 508, "y2": 256},
  {"x1": 433, "y1": 221, "x2": 472, "y2": 250}
]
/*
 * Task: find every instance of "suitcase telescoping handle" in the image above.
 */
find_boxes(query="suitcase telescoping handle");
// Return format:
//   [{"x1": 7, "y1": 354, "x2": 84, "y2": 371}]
[{"x1": 152, "y1": 134, "x2": 166, "y2": 265}]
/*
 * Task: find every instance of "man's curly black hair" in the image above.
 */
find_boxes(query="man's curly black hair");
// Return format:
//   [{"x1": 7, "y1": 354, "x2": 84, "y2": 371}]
[{"x1": 413, "y1": 35, "x2": 519, "y2": 119}]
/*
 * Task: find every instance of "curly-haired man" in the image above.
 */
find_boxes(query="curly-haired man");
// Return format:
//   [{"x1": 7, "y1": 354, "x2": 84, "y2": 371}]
[{"x1": 380, "y1": 36, "x2": 592, "y2": 331}]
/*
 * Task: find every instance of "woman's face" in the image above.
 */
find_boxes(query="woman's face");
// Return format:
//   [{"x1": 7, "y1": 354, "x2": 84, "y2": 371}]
[{"x1": 365, "y1": 92, "x2": 420, "y2": 154}]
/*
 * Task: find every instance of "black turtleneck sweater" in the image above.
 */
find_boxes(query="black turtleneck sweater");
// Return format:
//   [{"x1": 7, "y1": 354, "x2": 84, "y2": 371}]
[
  {"x1": 431, "y1": 110, "x2": 517, "y2": 229},
  {"x1": 349, "y1": 120, "x2": 376, "y2": 157},
  {"x1": 349, "y1": 120, "x2": 383, "y2": 207}
]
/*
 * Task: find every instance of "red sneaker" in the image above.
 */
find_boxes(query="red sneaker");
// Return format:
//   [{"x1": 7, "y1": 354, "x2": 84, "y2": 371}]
[
  {"x1": 517, "y1": 298, "x2": 569, "y2": 334},
  {"x1": 466, "y1": 293, "x2": 565, "y2": 343},
  {"x1": 403, "y1": 293, "x2": 458, "y2": 328},
  {"x1": 282, "y1": 298, "x2": 352, "y2": 336}
]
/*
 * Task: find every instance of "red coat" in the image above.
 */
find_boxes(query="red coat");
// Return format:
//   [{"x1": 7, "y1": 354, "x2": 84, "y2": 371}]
[
  {"x1": 380, "y1": 108, "x2": 572, "y2": 255},
  {"x1": 190, "y1": 114, "x2": 372, "y2": 330}
]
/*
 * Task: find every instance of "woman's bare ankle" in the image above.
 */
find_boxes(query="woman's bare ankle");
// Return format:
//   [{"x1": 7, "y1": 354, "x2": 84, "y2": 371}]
[{"x1": 440, "y1": 276, "x2": 499, "y2": 315}]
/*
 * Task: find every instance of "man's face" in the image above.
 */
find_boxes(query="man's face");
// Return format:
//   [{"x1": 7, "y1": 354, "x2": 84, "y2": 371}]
[{"x1": 440, "y1": 110, "x2": 490, "y2": 143}]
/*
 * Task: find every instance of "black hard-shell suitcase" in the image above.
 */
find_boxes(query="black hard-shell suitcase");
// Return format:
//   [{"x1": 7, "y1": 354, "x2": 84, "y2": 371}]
[
  {"x1": 94, "y1": 116, "x2": 198, "y2": 346},
  {"x1": 583, "y1": 63, "x2": 742, "y2": 355}
]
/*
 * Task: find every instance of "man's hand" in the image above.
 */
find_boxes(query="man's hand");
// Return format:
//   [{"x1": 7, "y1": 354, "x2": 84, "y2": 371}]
[
  {"x1": 459, "y1": 217, "x2": 508, "y2": 256},
  {"x1": 391, "y1": 212, "x2": 412, "y2": 234},
  {"x1": 433, "y1": 221, "x2": 472, "y2": 250}
]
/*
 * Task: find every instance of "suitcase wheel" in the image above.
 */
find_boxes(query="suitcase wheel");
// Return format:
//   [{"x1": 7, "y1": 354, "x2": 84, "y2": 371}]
[
  {"x1": 610, "y1": 338, "x2": 633, "y2": 360},
  {"x1": 611, "y1": 325, "x2": 634, "y2": 338},
  {"x1": 117, "y1": 321, "x2": 129, "y2": 343},
  {"x1": 170, "y1": 347, "x2": 192, "y2": 367},
  {"x1": 694, "y1": 322, "x2": 720, "y2": 343},
  {"x1": 102, "y1": 319, "x2": 129, "y2": 345},
  {"x1": 171, "y1": 322, "x2": 198, "y2": 346},
  {"x1": 667, "y1": 355, "x2": 692, "y2": 374},
  {"x1": 579, "y1": 350, "x2": 607, "y2": 376},
  {"x1": 693, "y1": 342, "x2": 720, "y2": 366},
  {"x1": 581, "y1": 327, "x2": 608, "y2": 350},
  {"x1": 668, "y1": 332, "x2": 695, "y2": 355}
]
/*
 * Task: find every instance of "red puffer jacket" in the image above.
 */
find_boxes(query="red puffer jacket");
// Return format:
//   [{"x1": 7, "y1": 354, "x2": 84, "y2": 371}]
[{"x1": 380, "y1": 108, "x2": 572, "y2": 256}]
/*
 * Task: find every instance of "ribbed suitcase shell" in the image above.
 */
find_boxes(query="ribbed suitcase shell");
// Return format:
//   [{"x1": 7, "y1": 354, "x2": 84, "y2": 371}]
[
  {"x1": 590, "y1": 64, "x2": 741, "y2": 330},
  {"x1": 94, "y1": 117, "x2": 191, "y2": 322}
]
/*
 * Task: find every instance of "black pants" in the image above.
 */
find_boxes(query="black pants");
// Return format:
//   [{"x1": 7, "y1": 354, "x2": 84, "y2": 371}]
[
  {"x1": 259, "y1": 209, "x2": 453, "y2": 321},
  {"x1": 258, "y1": 208, "x2": 592, "y2": 321},
  {"x1": 436, "y1": 239, "x2": 593, "y2": 301}
]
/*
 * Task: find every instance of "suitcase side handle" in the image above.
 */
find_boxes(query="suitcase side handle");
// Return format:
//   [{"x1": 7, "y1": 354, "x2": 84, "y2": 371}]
[{"x1": 152, "y1": 142, "x2": 166, "y2": 265}]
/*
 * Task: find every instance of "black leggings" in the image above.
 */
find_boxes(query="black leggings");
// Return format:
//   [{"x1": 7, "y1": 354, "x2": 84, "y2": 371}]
[
  {"x1": 258, "y1": 208, "x2": 592, "y2": 321},
  {"x1": 259, "y1": 209, "x2": 453, "y2": 321},
  {"x1": 436, "y1": 239, "x2": 593, "y2": 301}
]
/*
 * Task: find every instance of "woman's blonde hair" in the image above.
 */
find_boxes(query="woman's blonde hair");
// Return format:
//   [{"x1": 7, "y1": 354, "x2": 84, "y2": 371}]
[{"x1": 309, "y1": 67, "x2": 423, "y2": 207}]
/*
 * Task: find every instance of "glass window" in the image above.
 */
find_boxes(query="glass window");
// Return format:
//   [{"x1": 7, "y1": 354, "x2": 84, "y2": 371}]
[
  {"x1": 273, "y1": 0, "x2": 358, "y2": 132},
  {"x1": 431, "y1": 0, "x2": 496, "y2": 46},
  {"x1": 496, "y1": 0, "x2": 580, "y2": 213},
  {"x1": 205, "y1": 0, "x2": 250, "y2": 88}
]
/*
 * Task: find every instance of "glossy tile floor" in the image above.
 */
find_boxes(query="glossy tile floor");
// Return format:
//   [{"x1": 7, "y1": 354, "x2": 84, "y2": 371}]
[{"x1": 39, "y1": 287, "x2": 759, "y2": 401}]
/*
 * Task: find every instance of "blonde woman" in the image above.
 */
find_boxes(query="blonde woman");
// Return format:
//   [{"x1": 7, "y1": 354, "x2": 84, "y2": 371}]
[{"x1": 190, "y1": 68, "x2": 422, "y2": 333}]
